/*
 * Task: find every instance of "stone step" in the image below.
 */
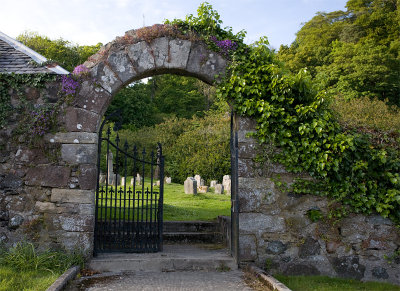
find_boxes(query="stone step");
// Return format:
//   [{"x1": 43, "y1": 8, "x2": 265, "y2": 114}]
[
  {"x1": 163, "y1": 221, "x2": 219, "y2": 233},
  {"x1": 163, "y1": 232, "x2": 222, "y2": 243},
  {"x1": 89, "y1": 244, "x2": 237, "y2": 273}
]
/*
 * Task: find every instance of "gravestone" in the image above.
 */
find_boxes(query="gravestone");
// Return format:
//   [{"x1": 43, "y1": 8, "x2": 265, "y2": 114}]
[
  {"x1": 198, "y1": 186, "x2": 208, "y2": 193},
  {"x1": 194, "y1": 175, "x2": 201, "y2": 187},
  {"x1": 223, "y1": 175, "x2": 231, "y2": 194},
  {"x1": 165, "y1": 177, "x2": 171, "y2": 184},
  {"x1": 136, "y1": 173, "x2": 141, "y2": 185},
  {"x1": 130, "y1": 178, "x2": 134, "y2": 186},
  {"x1": 215, "y1": 184, "x2": 224, "y2": 194},
  {"x1": 99, "y1": 173, "x2": 106, "y2": 184},
  {"x1": 120, "y1": 177, "x2": 125, "y2": 187},
  {"x1": 184, "y1": 177, "x2": 197, "y2": 194},
  {"x1": 210, "y1": 180, "x2": 217, "y2": 188},
  {"x1": 107, "y1": 151, "x2": 115, "y2": 185}
]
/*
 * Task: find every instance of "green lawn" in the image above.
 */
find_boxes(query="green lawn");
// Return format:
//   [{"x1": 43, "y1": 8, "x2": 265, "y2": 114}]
[
  {"x1": 97, "y1": 181, "x2": 231, "y2": 221},
  {"x1": 0, "y1": 267, "x2": 59, "y2": 291},
  {"x1": 274, "y1": 275, "x2": 400, "y2": 291}
]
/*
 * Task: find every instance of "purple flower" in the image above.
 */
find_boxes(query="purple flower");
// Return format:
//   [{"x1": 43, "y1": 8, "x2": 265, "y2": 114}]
[
  {"x1": 72, "y1": 64, "x2": 89, "y2": 76},
  {"x1": 209, "y1": 36, "x2": 238, "y2": 57},
  {"x1": 61, "y1": 75, "x2": 79, "y2": 96}
]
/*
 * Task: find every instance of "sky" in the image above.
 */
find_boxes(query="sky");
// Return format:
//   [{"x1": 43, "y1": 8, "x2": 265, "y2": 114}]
[{"x1": 1, "y1": 0, "x2": 348, "y2": 50}]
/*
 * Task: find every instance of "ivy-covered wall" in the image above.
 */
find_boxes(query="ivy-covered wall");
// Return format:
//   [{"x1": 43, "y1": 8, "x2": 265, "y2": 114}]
[{"x1": 235, "y1": 116, "x2": 400, "y2": 285}]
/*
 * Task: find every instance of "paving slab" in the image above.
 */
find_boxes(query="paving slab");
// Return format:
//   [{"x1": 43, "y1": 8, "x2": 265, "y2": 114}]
[
  {"x1": 90, "y1": 244, "x2": 237, "y2": 272},
  {"x1": 67, "y1": 270, "x2": 254, "y2": 291}
]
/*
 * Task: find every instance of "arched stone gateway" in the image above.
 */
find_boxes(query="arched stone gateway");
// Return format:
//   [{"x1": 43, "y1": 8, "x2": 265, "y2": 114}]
[
  {"x1": 2, "y1": 26, "x2": 399, "y2": 284},
  {"x1": 50, "y1": 27, "x2": 232, "y2": 255}
]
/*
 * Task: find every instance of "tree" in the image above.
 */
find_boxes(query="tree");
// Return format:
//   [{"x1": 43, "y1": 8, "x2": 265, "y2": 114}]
[{"x1": 17, "y1": 31, "x2": 102, "y2": 71}]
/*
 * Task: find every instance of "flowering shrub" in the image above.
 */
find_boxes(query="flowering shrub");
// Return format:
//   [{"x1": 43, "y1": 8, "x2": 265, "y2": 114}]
[
  {"x1": 72, "y1": 64, "x2": 89, "y2": 76},
  {"x1": 209, "y1": 36, "x2": 237, "y2": 57},
  {"x1": 30, "y1": 107, "x2": 55, "y2": 137},
  {"x1": 61, "y1": 74, "x2": 79, "y2": 96}
]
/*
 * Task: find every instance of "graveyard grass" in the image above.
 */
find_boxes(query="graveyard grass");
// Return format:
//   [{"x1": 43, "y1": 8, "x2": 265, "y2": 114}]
[
  {"x1": 274, "y1": 275, "x2": 400, "y2": 291},
  {"x1": 98, "y1": 180, "x2": 231, "y2": 221}
]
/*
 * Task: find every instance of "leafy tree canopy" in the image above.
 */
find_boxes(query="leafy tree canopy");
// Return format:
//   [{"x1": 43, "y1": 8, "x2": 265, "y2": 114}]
[{"x1": 277, "y1": 0, "x2": 400, "y2": 105}]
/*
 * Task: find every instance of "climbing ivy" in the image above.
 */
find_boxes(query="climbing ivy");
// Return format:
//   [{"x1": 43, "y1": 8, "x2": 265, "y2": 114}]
[
  {"x1": 0, "y1": 73, "x2": 57, "y2": 128},
  {"x1": 168, "y1": 3, "x2": 400, "y2": 224}
]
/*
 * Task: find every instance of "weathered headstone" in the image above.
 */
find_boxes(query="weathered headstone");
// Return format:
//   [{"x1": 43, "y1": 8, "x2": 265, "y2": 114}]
[
  {"x1": 210, "y1": 180, "x2": 217, "y2": 188},
  {"x1": 184, "y1": 177, "x2": 197, "y2": 194},
  {"x1": 215, "y1": 184, "x2": 224, "y2": 194},
  {"x1": 120, "y1": 177, "x2": 125, "y2": 187},
  {"x1": 99, "y1": 173, "x2": 106, "y2": 184},
  {"x1": 214, "y1": 184, "x2": 224, "y2": 194},
  {"x1": 156, "y1": 180, "x2": 160, "y2": 187},
  {"x1": 130, "y1": 178, "x2": 134, "y2": 186},
  {"x1": 194, "y1": 175, "x2": 201, "y2": 187},
  {"x1": 165, "y1": 177, "x2": 172, "y2": 184},
  {"x1": 107, "y1": 151, "x2": 114, "y2": 185},
  {"x1": 136, "y1": 173, "x2": 141, "y2": 185},
  {"x1": 223, "y1": 175, "x2": 231, "y2": 194},
  {"x1": 198, "y1": 186, "x2": 208, "y2": 193}
]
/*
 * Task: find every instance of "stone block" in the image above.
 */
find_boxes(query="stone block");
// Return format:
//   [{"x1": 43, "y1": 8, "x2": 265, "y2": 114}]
[
  {"x1": 61, "y1": 144, "x2": 97, "y2": 164},
  {"x1": 239, "y1": 213, "x2": 286, "y2": 234},
  {"x1": 107, "y1": 50, "x2": 137, "y2": 83},
  {"x1": 184, "y1": 178, "x2": 197, "y2": 194},
  {"x1": 127, "y1": 41, "x2": 155, "y2": 73},
  {"x1": 238, "y1": 159, "x2": 256, "y2": 178},
  {"x1": 239, "y1": 235, "x2": 257, "y2": 261},
  {"x1": 237, "y1": 117, "x2": 257, "y2": 131},
  {"x1": 56, "y1": 215, "x2": 94, "y2": 232},
  {"x1": 46, "y1": 132, "x2": 98, "y2": 144},
  {"x1": 75, "y1": 80, "x2": 112, "y2": 115},
  {"x1": 210, "y1": 180, "x2": 217, "y2": 188},
  {"x1": 151, "y1": 37, "x2": 169, "y2": 68},
  {"x1": 371, "y1": 267, "x2": 389, "y2": 279},
  {"x1": 58, "y1": 231, "x2": 93, "y2": 254},
  {"x1": 186, "y1": 41, "x2": 227, "y2": 84},
  {"x1": 238, "y1": 142, "x2": 258, "y2": 159},
  {"x1": 299, "y1": 237, "x2": 321, "y2": 258},
  {"x1": 51, "y1": 189, "x2": 94, "y2": 204},
  {"x1": 332, "y1": 256, "x2": 366, "y2": 280},
  {"x1": 79, "y1": 164, "x2": 97, "y2": 190},
  {"x1": 90, "y1": 62, "x2": 122, "y2": 94},
  {"x1": 8, "y1": 214, "x2": 23, "y2": 229},
  {"x1": 62, "y1": 107, "x2": 100, "y2": 133},
  {"x1": 35, "y1": 201, "x2": 58, "y2": 213},
  {"x1": 14, "y1": 148, "x2": 49, "y2": 164},
  {"x1": 167, "y1": 38, "x2": 191, "y2": 69},
  {"x1": 238, "y1": 177, "x2": 276, "y2": 212},
  {"x1": 0, "y1": 174, "x2": 22, "y2": 190},
  {"x1": 26, "y1": 166, "x2": 70, "y2": 187},
  {"x1": 266, "y1": 240, "x2": 287, "y2": 255},
  {"x1": 237, "y1": 130, "x2": 257, "y2": 143}
]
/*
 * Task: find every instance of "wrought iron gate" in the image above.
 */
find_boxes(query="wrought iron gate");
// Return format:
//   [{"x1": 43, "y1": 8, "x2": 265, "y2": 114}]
[{"x1": 94, "y1": 112, "x2": 164, "y2": 254}]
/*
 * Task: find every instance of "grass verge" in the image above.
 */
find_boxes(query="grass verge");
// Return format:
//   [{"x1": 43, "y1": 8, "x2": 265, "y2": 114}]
[
  {"x1": 274, "y1": 275, "x2": 400, "y2": 291},
  {"x1": 0, "y1": 242, "x2": 84, "y2": 291}
]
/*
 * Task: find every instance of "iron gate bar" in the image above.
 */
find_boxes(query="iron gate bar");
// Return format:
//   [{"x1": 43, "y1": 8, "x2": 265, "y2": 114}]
[{"x1": 94, "y1": 112, "x2": 164, "y2": 255}]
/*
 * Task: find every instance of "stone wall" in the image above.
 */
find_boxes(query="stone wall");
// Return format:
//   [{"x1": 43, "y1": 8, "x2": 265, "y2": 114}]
[
  {"x1": 235, "y1": 116, "x2": 400, "y2": 285},
  {"x1": 0, "y1": 82, "x2": 97, "y2": 254}
]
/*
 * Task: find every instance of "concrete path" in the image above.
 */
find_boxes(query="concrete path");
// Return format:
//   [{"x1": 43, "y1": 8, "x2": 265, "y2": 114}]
[
  {"x1": 67, "y1": 270, "x2": 254, "y2": 290},
  {"x1": 66, "y1": 244, "x2": 255, "y2": 290}
]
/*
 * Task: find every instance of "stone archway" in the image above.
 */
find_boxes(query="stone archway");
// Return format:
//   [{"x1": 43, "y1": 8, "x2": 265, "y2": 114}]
[{"x1": 52, "y1": 26, "x2": 230, "y2": 255}]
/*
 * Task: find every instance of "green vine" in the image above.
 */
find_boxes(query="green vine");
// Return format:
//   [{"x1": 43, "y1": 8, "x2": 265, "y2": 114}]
[
  {"x1": 168, "y1": 2, "x2": 400, "y2": 225},
  {"x1": 0, "y1": 73, "x2": 57, "y2": 128}
]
